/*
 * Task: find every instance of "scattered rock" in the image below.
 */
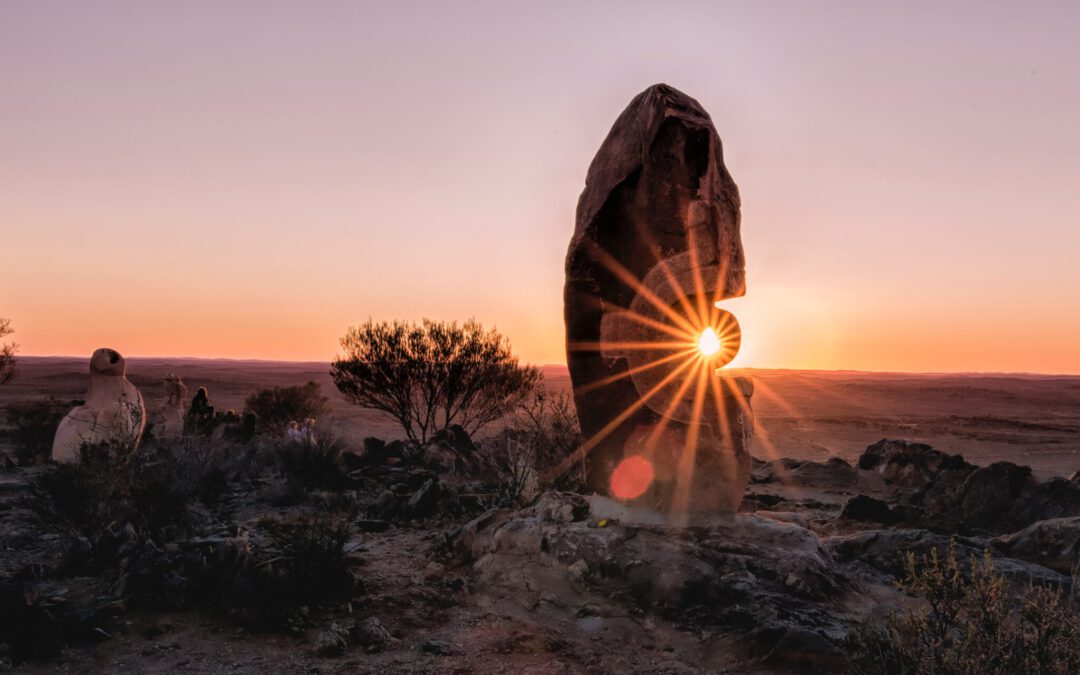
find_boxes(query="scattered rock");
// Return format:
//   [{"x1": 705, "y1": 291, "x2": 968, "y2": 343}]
[
  {"x1": 419, "y1": 638, "x2": 452, "y2": 655},
  {"x1": 841, "y1": 495, "x2": 895, "y2": 525},
  {"x1": 761, "y1": 626, "x2": 842, "y2": 670},
  {"x1": 352, "y1": 617, "x2": 392, "y2": 653},
  {"x1": 407, "y1": 479, "x2": 440, "y2": 519},
  {"x1": 858, "y1": 439, "x2": 970, "y2": 488},
  {"x1": 992, "y1": 517, "x2": 1080, "y2": 575},
  {"x1": 314, "y1": 622, "x2": 349, "y2": 657}
]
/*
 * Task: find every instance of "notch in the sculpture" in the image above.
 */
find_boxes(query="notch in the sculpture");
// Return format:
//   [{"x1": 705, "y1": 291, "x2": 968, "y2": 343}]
[
  {"x1": 677, "y1": 294, "x2": 741, "y2": 367},
  {"x1": 694, "y1": 312, "x2": 740, "y2": 367}
]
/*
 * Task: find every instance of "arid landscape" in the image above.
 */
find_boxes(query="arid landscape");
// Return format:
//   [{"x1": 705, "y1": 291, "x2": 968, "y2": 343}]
[
  {"x1": 5, "y1": 3, "x2": 1080, "y2": 673},
  {"x1": 4, "y1": 358, "x2": 1080, "y2": 673},
  {"x1": 6, "y1": 357, "x2": 1079, "y2": 478}
]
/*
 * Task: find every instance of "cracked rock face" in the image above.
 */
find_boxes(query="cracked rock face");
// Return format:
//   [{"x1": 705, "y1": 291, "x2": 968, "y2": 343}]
[
  {"x1": 564, "y1": 83, "x2": 752, "y2": 514},
  {"x1": 51, "y1": 348, "x2": 146, "y2": 463},
  {"x1": 457, "y1": 492, "x2": 850, "y2": 667}
]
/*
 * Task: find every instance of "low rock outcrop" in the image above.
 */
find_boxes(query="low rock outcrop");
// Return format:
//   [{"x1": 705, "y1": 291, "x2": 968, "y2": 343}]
[
  {"x1": 455, "y1": 491, "x2": 850, "y2": 667},
  {"x1": 992, "y1": 516, "x2": 1080, "y2": 575}
]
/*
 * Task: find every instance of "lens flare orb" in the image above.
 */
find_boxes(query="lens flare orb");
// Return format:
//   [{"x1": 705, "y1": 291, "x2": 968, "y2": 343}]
[{"x1": 610, "y1": 455, "x2": 655, "y2": 500}]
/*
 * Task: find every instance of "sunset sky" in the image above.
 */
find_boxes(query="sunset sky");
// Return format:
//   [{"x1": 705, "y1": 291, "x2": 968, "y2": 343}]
[{"x1": 3, "y1": 1, "x2": 1079, "y2": 373}]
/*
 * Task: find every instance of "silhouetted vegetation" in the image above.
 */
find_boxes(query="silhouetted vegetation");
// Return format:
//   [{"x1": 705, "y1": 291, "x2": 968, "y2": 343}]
[
  {"x1": 272, "y1": 423, "x2": 351, "y2": 490},
  {"x1": 848, "y1": 542, "x2": 1080, "y2": 674},
  {"x1": 3, "y1": 397, "x2": 67, "y2": 465},
  {"x1": 243, "y1": 381, "x2": 329, "y2": 433},
  {"x1": 0, "y1": 318, "x2": 16, "y2": 385},
  {"x1": 34, "y1": 438, "x2": 239, "y2": 543},
  {"x1": 331, "y1": 319, "x2": 540, "y2": 442},
  {"x1": 481, "y1": 380, "x2": 583, "y2": 503},
  {"x1": 254, "y1": 497, "x2": 358, "y2": 626}
]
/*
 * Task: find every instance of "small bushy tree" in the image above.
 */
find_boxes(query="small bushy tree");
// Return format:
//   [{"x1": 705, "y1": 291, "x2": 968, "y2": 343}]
[
  {"x1": 243, "y1": 381, "x2": 329, "y2": 432},
  {"x1": 331, "y1": 319, "x2": 540, "y2": 443},
  {"x1": 0, "y1": 318, "x2": 17, "y2": 385}
]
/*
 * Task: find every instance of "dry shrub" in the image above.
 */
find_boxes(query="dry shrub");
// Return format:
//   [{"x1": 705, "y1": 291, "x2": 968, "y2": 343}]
[
  {"x1": 481, "y1": 381, "x2": 583, "y2": 504},
  {"x1": 252, "y1": 497, "x2": 359, "y2": 627},
  {"x1": 3, "y1": 397, "x2": 68, "y2": 465},
  {"x1": 35, "y1": 437, "x2": 253, "y2": 545},
  {"x1": 0, "y1": 317, "x2": 16, "y2": 385},
  {"x1": 849, "y1": 542, "x2": 1080, "y2": 674},
  {"x1": 272, "y1": 423, "x2": 352, "y2": 490},
  {"x1": 243, "y1": 381, "x2": 329, "y2": 434}
]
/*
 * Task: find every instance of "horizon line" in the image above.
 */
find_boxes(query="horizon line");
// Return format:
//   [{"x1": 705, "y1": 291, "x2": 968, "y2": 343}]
[{"x1": 14, "y1": 354, "x2": 1080, "y2": 379}]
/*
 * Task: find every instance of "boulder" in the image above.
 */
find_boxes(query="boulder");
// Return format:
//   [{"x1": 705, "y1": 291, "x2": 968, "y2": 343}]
[
  {"x1": 991, "y1": 517, "x2": 1080, "y2": 575},
  {"x1": 858, "y1": 439, "x2": 970, "y2": 488},
  {"x1": 352, "y1": 616, "x2": 393, "y2": 653},
  {"x1": 420, "y1": 425, "x2": 479, "y2": 474},
  {"x1": 756, "y1": 457, "x2": 859, "y2": 490},
  {"x1": 840, "y1": 495, "x2": 895, "y2": 525},
  {"x1": 314, "y1": 622, "x2": 349, "y2": 657},
  {"x1": 51, "y1": 349, "x2": 146, "y2": 463},
  {"x1": 564, "y1": 83, "x2": 751, "y2": 515}
]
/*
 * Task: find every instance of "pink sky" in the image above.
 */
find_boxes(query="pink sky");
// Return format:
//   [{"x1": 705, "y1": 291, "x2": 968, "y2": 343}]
[{"x1": 2, "y1": 1, "x2": 1079, "y2": 372}]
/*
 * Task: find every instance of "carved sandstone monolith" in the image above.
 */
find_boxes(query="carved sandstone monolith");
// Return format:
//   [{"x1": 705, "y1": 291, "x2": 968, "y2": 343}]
[
  {"x1": 565, "y1": 83, "x2": 753, "y2": 516},
  {"x1": 51, "y1": 348, "x2": 147, "y2": 463},
  {"x1": 156, "y1": 373, "x2": 188, "y2": 439}
]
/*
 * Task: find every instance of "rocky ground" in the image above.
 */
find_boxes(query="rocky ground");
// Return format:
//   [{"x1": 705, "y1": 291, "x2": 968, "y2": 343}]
[{"x1": 3, "y1": 429, "x2": 1080, "y2": 674}]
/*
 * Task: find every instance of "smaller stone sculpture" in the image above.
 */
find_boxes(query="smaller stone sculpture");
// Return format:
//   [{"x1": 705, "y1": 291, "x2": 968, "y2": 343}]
[
  {"x1": 185, "y1": 387, "x2": 215, "y2": 435},
  {"x1": 156, "y1": 374, "x2": 188, "y2": 439},
  {"x1": 51, "y1": 348, "x2": 146, "y2": 463}
]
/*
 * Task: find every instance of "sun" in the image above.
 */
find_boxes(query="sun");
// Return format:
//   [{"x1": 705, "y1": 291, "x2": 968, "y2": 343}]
[{"x1": 698, "y1": 327, "x2": 721, "y2": 357}]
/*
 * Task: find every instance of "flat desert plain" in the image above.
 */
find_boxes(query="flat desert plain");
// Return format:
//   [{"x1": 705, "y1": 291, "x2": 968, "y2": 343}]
[{"x1": 2, "y1": 357, "x2": 1079, "y2": 479}]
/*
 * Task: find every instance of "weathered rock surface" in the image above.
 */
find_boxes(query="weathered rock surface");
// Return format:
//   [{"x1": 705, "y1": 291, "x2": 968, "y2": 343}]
[
  {"x1": 858, "y1": 439, "x2": 971, "y2": 488},
  {"x1": 564, "y1": 83, "x2": 752, "y2": 515},
  {"x1": 854, "y1": 440, "x2": 1080, "y2": 535},
  {"x1": 992, "y1": 516, "x2": 1080, "y2": 575},
  {"x1": 456, "y1": 492, "x2": 850, "y2": 666},
  {"x1": 753, "y1": 457, "x2": 861, "y2": 490},
  {"x1": 51, "y1": 349, "x2": 146, "y2": 463},
  {"x1": 828, "y1": 528, "x2": 1069, "y2": 587}
]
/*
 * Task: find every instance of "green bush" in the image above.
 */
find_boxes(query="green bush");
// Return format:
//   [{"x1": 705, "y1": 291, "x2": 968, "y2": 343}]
[{"x1": 848, "y1": 542, "x2": 1080, "y2": 674}]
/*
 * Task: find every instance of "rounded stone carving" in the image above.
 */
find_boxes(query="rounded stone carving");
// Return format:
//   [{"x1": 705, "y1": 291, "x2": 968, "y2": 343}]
[{"x1": 51, "y1": 348, "x2": 146, "y2": 463}]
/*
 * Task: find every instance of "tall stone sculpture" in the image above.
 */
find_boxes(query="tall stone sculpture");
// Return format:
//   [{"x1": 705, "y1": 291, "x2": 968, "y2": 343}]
[
  {"x1": 156, "y1": 374, "x2": 188, "y2": 439},
  {"x1": 564, "y1": 84, "x2": 753, "y2": 516},
  {"x1": 52, "y1": 348, "x2": 147, "y2": 463}
]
